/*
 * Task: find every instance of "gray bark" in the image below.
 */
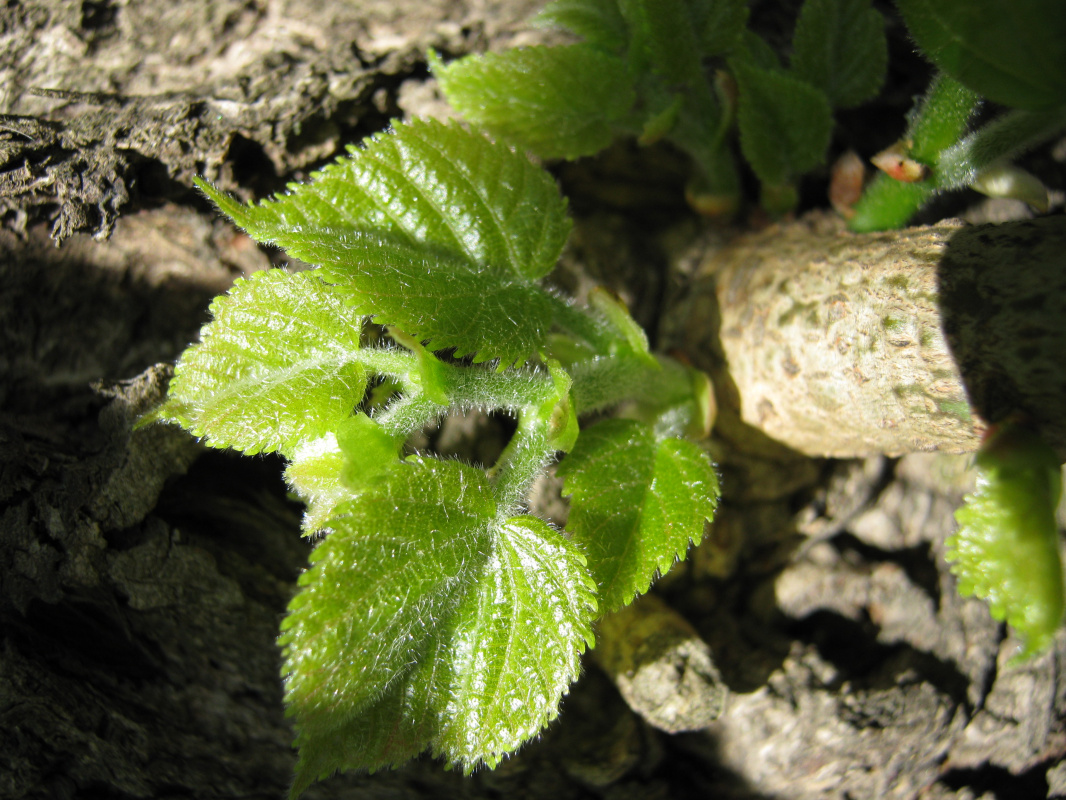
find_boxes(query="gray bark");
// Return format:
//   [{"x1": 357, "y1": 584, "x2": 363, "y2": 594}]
[{"x1": 2, "y1": 2, "x2": 1064, "y2": 799}]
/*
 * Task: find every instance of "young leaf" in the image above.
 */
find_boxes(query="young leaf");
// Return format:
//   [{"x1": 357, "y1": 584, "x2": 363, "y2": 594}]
[
  {"x1": 947, "y1": 422, "x2": 1064, "y2": 659},
  {"x1": 156, "y1": 269, "x2": 366, "y2": 456},
  {"x1": 283, "y1": 455, "x2": 596, "y2": 791},
  {"x1": 848, "y1": 73, "x2": 979, "y2": 232},
  {"x1": 559, "y1": 418, "x2": 719, "y2": 613},
  {"x1": 627, "y1": 0, "x2": 705, "y2": 85},
  {"x1": 734, "y1": 30, "x2": 782, "y2": 71},
  {"x1": 430, "y1": 47, "x2": 636, "y2": 161},
  {"x1": 281, "y1": 457, "x2": 496, "y2": 734},
  {"x1": 895, "y1": 0, "x2": 1066, "y2": 110},
  {"x1": 197, "y1": 119, "x2": 574, "y2": 366},
  {"x1": 534, "y1": 0, "x2": 629, "y2": 53},
  {"x1": 692, "y1": 0, "x2": 749, "y2": 58},
  {"x1": 732, "y1": 60, "x2": 833, "y2": 187},
  {"x1": 284, "y1": 434, "x2": 350, "y2": 534},
  {"x1": 791, "y1": 0, "x2": 887, "y2": 109},
  {"x1": 434, "y1": 515, "x2": 597, "y2": 766},
  {"x1": 297, "y1": 230, "x2": 559, "y2": 366}
]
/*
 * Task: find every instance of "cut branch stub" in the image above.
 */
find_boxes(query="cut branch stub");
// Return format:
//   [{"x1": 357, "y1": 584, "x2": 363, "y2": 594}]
[{"x1": 678, "y1": 214, "x2": 1066, "y2": 459}]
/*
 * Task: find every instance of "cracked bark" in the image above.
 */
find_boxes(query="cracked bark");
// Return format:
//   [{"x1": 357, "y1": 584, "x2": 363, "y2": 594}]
[{"x1": 3, "y1": 1, "x2": 1065, "y2": 799}]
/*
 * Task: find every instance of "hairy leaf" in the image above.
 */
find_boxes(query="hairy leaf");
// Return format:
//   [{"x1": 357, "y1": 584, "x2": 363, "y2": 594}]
[
  {"x1": 435, "y1": 515, "x2": 597, "y2": 765},
  {"x1": 430, "y1": 46, "x2": 635, "y2": 161},
  {"x1": 296, "y1": 231, "x2": 559, "y2": 367},
  {"x1": 284, "y1": 434, "x2": 350, "y2": 534},
  {"x1": 791, "y1": 0, "x2": 886, "y2": 108},
  {"x1": 896, "y1": 0, "x2": 1066, "y2": 110},
  {"x1": 281, "y1": 457, "x2": 495, "y2": 731},
  {"x1": 559, "y1": 419, "x2": 719, "y2": 612},
  {"x1": 630, "y1": 0, "x2": 705, "y2": 84},
  {"x1": 197, "y1": 119, "x2": 573, "y2": 365},
  {"x1": 733, "y1": 60, "x2": 833, "y2": 186},
  {"x1": 534, "y1": 0, "x2": 629, "y2": 52},
  {"x1": 692, "y1": 0, "x2": 749, "y2": 57},
  {"x1": 156, "y1": 269, "x2": 366, "y2": 456},
  {"x1": 948, "y1": 423, "x2": 1064, "y2": 658},
  {"x1": 283, "y1": 460, "x2": 597, "y2": 792}
]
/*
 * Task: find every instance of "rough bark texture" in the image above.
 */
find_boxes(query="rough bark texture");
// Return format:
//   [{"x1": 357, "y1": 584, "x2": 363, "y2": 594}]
[{"x1": 3, "y1": 1, "x2": 1065, "y2": 799}]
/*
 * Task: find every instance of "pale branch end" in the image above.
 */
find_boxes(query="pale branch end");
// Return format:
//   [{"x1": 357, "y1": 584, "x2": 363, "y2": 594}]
[{"x1": 672, "y1": 213, "x2": 1066, "y2": 460}]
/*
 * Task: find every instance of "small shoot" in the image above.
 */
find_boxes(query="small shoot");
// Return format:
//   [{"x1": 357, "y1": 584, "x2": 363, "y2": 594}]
[
  {"x1": 433, "y1": 0, "x2": 887, "y2": 216},
  {"x1": 151, "y1": 119, "x2": 719, "y2": 795}
]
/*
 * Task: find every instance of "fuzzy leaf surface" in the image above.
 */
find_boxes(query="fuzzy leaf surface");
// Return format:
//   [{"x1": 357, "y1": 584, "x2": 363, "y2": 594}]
[
  {"x1": 896, "y1": 0, "x2": 1066, "y2": 110},
  {"x1": 284, "y1": 434, "x2": 350, "y2": 534},
  {"x1": 791, "y1": 0, "x2": 886, "y2": 108},
  {"x1": 435, "y1": 515, "x2": 597, "y2": 766},
  {"x1": 694, "y1": 0, "x2": 749, "y2": 57},
  {"x1": 283, "y1": 461, "x2": 596, "y2": 794},
  {"x1": 197, "y1": 120, "x2": 573, "y2": 365},
  {"x1": 733, "y1": 60, "x2": 833, "y2": 185},
  {"x1": 947, "y1": 425, "x2": 1064, "y2": 657},
  {"x1": 156, "y1": 269, "x2": 366, "y2": 456},
  {"x1": 535, "y1": 0, "x2": 629, "y2": 52},
  {"x1": 558, "y1": 419, "x2": 719, "y2": 612},
  {"x1": 295, "y1": 231, "x2": 558, "y2": 366},
  {"x1": 431, "y1": 47, "x2": 635, "y2": 161},
  {"x1": 281, "y1": 457, "x2": 495, "y2": 733}
]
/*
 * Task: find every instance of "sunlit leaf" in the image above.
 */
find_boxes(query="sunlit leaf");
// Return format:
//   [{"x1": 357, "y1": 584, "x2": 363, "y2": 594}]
[
  {"x1": 156, "y1": 269, "x2": 366, "y2": 456},
  {"x1": 283, "y1": 457, "x2": 596, "y2": 793},
  {"x1": 431, "y1": 46, "x2": 635, "y2": 161},
  {"x1": 196, "y1": 119, "x2": 573, "y2": 365},
  {"x1": 558, "y1": 419, "x2": 719, "y2": 612}
]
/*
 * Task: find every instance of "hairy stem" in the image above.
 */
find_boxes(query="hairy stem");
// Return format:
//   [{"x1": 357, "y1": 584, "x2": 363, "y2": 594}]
[{"x1": 849, "y1": 73, "x2": 979, "y2": 233}]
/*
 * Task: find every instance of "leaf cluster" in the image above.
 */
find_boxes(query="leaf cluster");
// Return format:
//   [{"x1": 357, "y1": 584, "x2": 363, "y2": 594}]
[
  {"x1": 432, "y1": 0, "x2": 887, "y2": 216},
  {"x1": 850, "y1": 0, "x2": 1066, "y2": 231},
  {"x1": 150, "y1": 119, "x2": 718, "y2": 795}
]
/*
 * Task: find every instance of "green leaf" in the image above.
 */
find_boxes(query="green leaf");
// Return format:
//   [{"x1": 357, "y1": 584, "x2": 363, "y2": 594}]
[
  {"x1": 692, "y1": 0, "x2": 749, "y2": 57},
  {"x1": 903, "y1": 72, "x2": 981, "y2": 167},
  {"x1": 534, "y1": 0, "x2": 629, "y2": 53},
  {"x1": 282, "y1": 456, "x2": 596, "y2": 793},
  {"x1": 629, "y1": 0, "x2": 705, "y2": 84},
  {"x1": 156, "y1": 269, "x2": 366, "y2": 456},
  {"x1": 431, "y1": 47, "x2": 635, "y2": 161},
  {"x1": 281, "y1": 457, "x2": 495, "y2": 731},
  {"x1": 336, "y1": 413, "x2": 403, "y2": 488},
  {"x1": 284, "y1": 434, "x2": 350, "y2": 534},
  {"x1": 896, "y1": 0, "x2": 1066, "y2": 110},
  {"x1": 948, "y1": 423, "x2": 1064, "y2": 659},
  {"x1": 434, "y1": 515, "x2": 597, "y2": 765},
  {"x1": 558, "y1": 419, "x2": 719, "y2": 613},
  {"x1": 848, "y1": 73, "x2": 979, "y2": 232},
  {"x1": 791, "y1": 0, "x2": 887, "y2": 108},
  {"x1": 197, "y1": 119, "x2": 573, "y2": 366},
  {"x1": 732, "y1": 60, "x2": 833, "y2": 186},
  {"x1": 297, "y1": 231, "x2": 559, "y2": 367}
]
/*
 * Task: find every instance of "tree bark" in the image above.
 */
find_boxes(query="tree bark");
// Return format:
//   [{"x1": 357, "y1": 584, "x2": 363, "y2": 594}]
[{"x1": 3, "y1": 2, "x2": 1065, "y2": 799}]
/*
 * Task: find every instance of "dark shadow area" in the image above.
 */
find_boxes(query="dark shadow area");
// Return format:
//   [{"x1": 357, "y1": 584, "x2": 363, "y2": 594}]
[
  {"x1": 937, "y1": 216, "x2": 1066, "y2": 458},
  {"x1": 786, "y1": 609, "x2": 971, "y2": 704},
  {"x1": 939, "y1": 761, "x2": 1049, "y2": 800}
]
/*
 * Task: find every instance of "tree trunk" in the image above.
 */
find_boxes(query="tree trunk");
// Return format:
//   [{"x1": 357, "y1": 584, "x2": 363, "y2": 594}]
[{"x1": 3, "y1": 2, "x2": 1064, "y2": 799}]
